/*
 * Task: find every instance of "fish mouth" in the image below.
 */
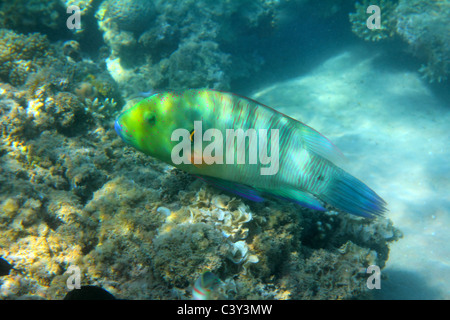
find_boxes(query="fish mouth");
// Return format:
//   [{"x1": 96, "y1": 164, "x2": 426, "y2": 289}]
[{"x1": 115, "y1": 119, "x2": 134, "y2": 145}]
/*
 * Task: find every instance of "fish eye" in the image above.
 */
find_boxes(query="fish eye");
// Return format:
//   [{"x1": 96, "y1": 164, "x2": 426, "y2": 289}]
[{"x1": 146, "y1": 114, "x2": 156, "y2": 126}]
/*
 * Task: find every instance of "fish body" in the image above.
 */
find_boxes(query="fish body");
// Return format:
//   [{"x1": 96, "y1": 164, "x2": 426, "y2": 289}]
[{"x1": 115, "y1": 89, "x2": 387, "y2": 218}]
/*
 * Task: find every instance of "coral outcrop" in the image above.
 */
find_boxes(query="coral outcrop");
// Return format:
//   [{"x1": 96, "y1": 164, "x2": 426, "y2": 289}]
[
  {"x1": 98, "y1": 0, "x2": 156, "y2": 34},
  {"x1": 395, "y1": 0, "x2": 450, "y2": 83},
  {"x1": 0, "y1": 0, "x2": 68, "y2": 38},
  {"x1": 349, "y1": 0, "x2": 449, "y2": 83},
  {"x1": 95, "y1": 0, "x2": 294, "y2": 94},
  {"x1": 349, "y1": 0, "x2": 398, "y2": 42},
  {"x1": 0, "y1": 29, "x2": 50, "y2": 86}
]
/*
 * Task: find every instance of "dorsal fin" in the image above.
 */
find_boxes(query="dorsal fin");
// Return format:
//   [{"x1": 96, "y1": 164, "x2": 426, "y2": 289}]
[{"x1": 209, "y1": 89, "x2": 346, "y2": 165}]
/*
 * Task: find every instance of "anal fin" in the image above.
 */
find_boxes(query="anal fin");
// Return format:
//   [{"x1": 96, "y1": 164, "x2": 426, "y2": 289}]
[
  {"x1": 194, "y1": 175, "x2": 265, "y2": 202},
  {"x1": 194, "y1": 175, "x2": 325, "y2": 212}
]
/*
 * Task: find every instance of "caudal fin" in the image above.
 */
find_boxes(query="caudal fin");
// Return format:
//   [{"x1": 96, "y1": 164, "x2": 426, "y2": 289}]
[{"x1": 319, "y1": 170, "x2": 387, "y2": 218}]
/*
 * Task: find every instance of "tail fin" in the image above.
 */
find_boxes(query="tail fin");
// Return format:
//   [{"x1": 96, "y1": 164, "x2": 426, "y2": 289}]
[{"x1": 319, "y1": 170, "x2": 387, "y2": 218}]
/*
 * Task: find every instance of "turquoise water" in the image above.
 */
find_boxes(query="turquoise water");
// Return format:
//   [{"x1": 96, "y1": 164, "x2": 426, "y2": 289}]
[
  {"x1": 253, "y1": 49, "x2": 450, "y2": 299},
  {"x1": 0, "y1": 0, "x2": 448, "y2": 300}
]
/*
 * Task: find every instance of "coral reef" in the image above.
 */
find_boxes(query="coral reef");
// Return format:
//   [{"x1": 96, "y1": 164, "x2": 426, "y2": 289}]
[
  {"x1": 97, "y1": 0, "x2": 156, "y2": 34},
  {"x1": 349, "y1": 0, "x2": 449, "y2": 83},
  {"x1": 0, "y1": 29, "x2": 50, "y2": 86},
  {"x1": 63, "y1": 40, "x2": 82, "y2": 62},
  {"x1": 0, "y1": 0, "x2": 405, "y2": 300},
  {"x1": 95, "y1": 0, "x2": 293, "y2": 94},
  {"x1": 152, "y1": 185, "x2": 259, "y2": 288},
  {"x1": 152, "y1": 222, "x2": 227, "y2": 288},
  {"x1": 0, "y1": 149, "x2": 402, "y2": 300},
  {"x1": 395, "y1": 0, "x2": 450, "y2": 83},
  {"x1": 0, "y1": 0, "x2": 68, "y2": 39},
  {"x1": 349, "y1": 0, "x2": 398, "y2": 42},
  {"x1": 64, "y1": 0, "x2": 99, "y2": 15}
]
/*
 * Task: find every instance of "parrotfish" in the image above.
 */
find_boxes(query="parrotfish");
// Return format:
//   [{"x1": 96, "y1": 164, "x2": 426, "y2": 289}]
[
  {"x1": 115, "y1": 89, "x2": 387, "y2": 218},
  {"x1": 192, "y1": 271, "x2": 221, "y2": 300}
]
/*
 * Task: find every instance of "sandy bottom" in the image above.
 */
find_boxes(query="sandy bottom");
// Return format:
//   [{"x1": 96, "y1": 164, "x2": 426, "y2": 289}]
[{"x1": 251, "y1": 47, "x2": 450, "y2": 299}]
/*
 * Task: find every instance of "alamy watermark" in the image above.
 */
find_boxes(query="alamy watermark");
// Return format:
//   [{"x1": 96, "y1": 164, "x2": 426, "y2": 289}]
[
  {"x1": 66, "y1": 5, "x2": 81, "y2": 30},
  {"x1": 65, "y1": 4, "x2": 383, "y2": 33},
  {"x1": 364, "y1": 265, "x2": 381, "y2": 289},
  {"x1": 171, "y1": 121, "x2": 280, "y2": 175},
  {"x1": 66, "y1": 265, "x2": 81, "y2": 290},
  {"x1": 366, "y1": 5, "x2": 381, "y2": 30}
]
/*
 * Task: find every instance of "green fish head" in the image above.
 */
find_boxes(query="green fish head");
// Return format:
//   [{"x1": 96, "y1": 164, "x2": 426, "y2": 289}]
[{"x1": 115, "y1": 95, "x2": 179, "y2": 163}]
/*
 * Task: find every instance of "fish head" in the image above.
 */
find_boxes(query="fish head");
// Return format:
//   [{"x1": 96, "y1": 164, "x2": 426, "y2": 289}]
[{"x1": 114, "y1": 94, "x2": 178, "y2": 163}]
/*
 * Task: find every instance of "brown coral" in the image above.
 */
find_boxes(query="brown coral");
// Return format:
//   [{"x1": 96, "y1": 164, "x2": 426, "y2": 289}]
[{"x1": 0, "y1": 29, "x2": 49, "y2": 86}]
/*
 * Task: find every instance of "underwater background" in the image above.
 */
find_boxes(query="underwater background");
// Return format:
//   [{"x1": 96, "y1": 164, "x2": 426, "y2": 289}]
[{"x1": 0, "y1": 0, "x2": 448, "y2": 300}]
